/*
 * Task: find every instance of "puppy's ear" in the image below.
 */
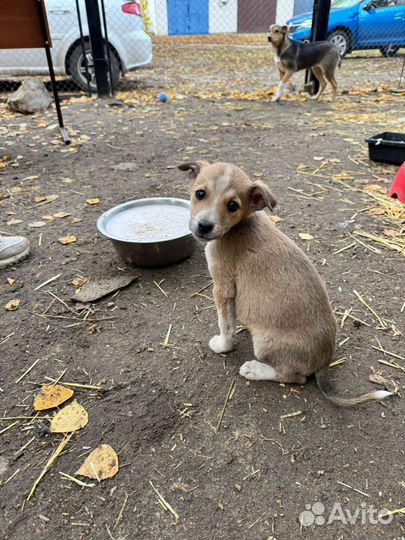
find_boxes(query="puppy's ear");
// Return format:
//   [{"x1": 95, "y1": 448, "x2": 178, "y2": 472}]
[
  {"x1": 178, "y1": 160, "x2": 209, "y2": 178},
  {"x1": 249, "y1": 181, "x2": 277, "y2": 212}
]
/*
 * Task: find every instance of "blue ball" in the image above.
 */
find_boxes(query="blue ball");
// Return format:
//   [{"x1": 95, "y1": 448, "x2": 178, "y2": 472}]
[{"x1": 158, "y1": 92, "x2": 168, "y2": 103}]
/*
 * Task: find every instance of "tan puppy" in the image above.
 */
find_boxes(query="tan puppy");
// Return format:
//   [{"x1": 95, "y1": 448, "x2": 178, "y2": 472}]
[{"x1": 179, "y1": 160, "x2": 392, "y2": 406}]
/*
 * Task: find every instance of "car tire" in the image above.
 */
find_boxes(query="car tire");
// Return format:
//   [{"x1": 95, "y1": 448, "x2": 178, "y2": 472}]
[
  {"x1": 328, "y1": 29, "x2": 351, "y2": 58},
  {"x1": 380, "y1": 45, "x2": 400, "y2": 57},
  {"x1": 68, "y1": 42, "x2": 120, "y2": 92}
]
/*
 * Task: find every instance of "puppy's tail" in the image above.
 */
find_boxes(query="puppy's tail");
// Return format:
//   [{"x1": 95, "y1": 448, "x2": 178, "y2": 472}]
[{"x1": 315, "y1": 367, "x2": 393, "y2": 407}]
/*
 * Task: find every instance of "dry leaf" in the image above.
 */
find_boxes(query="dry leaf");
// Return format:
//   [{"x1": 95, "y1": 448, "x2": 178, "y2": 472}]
[
  {"x1": 54, "y1": 211, "x2": 71, "y2": 219},
  {"x1": 298, "y1": 232, "x2": 314, "y2": 241},
  {"x1": 7, "y1": 278, "x2": 16, "y2": 286},
  {"x1": 7, "y1": 218, "x2": 23, "y2": 226},
  {"x1": 34, "y1": 194, "x2": 59, "y2": 204},
  {"x1": 271, "y1": 215, "x2": 283, "y2": 223},
  {"x1": 368, "y1": 208, "x2": 385, "y2": 216},
  {"x1": 369, "y1": 370, "x2": 398, "y2": 394},
  {"x1": 76, "y1": 444, "x2": 119, "y2": 480},
  {"x1": 5, "y1": 299, "x2": 20, "y2": 311},
  {"x1": 42, "y1": 214, "x2": 54, "y2": 221},
  {"x1": 34, "y1": 385, "x2": 74, "y2": 411},
  {"x1": 50, "y1": 400, "x2": 88, "y2": 433},
  {"x1": 383, "y1": 229, "x2": 399, "y2": 238},
  {"x1": 58, "y1": 235, "x2": 77, "y2": 245},
  {"x1": 86, "y1": 198, "x2": 100, "y2": 205},
  {"x1": 72, "y1": 276, "x2": 88, "y2": 287}
]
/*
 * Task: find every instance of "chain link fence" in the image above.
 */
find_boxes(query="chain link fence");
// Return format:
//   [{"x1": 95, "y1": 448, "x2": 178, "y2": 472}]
[{"x1": 0, "y1": 0, "x2": 404, "y2": 98}]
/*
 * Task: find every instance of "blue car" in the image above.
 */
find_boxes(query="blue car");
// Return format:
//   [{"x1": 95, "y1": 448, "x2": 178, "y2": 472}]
[{"x1": 288, "y1": 0, "x2": 405, "y2": 57}]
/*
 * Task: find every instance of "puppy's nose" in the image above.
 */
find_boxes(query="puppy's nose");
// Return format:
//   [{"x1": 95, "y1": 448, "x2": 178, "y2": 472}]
[
  {"x1": 198, "y1": 220, "x2": 214, "y2": 235},
  {"x1": 268, "y1": 36, "x2": 272, "y2": 42}
]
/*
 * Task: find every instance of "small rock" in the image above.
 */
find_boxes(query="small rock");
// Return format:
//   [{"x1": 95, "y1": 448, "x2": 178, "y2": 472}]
[
  {"x1": 111, "y1": 162, "x2": 137, "y2": 172},
  {"x1": 7, "y1": 79, "x2": 52, "y2": 114},
  {"x1": 28, "y1": 221, "x2": 47, "y2": 228},
  {"x1": 71, "y1": 275, "x2": 138, "y2": 303},
  {"x1": 0, "y1": 456, "x2": 9, "y2": 478}
]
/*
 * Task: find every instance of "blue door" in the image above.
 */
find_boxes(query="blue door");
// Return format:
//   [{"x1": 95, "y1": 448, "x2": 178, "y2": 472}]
[
  {"x1": 357, "y1": 0, "x2": 405, "y2": 47},
  {"x1": 168, "y1": 0, "x2": 209, "y2": 35}
]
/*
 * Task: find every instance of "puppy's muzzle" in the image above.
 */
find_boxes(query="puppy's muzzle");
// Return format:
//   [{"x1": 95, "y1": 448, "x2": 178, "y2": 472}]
[
  {"x1": 267, "y1": 36, "x2": 272, "y2": 43},
  {"x1": 198, "y1": 220, "x2": 214, "y2": 236}
]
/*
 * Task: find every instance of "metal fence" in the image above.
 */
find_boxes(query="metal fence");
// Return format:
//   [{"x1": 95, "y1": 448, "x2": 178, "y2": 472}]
[{"x1": 0, "y1": 0, "x2": 404, "y2": 97}]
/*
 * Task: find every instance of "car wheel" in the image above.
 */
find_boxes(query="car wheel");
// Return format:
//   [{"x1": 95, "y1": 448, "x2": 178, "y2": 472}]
[
  {"x1": 68, "y1": 42, "x2": 120, "y2": 92},
  {"x1": 380, "y1": 45, "x2": 400, "y2": 57},
  {"x1": 328, "y1": 30, "x2": 350, "y2": 58}
]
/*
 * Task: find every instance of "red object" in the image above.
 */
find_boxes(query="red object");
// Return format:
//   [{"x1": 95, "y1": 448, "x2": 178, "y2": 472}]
[
  {"x1": 389, "y1": 163, "x2": 405, "y2": 203},
  {"x1": 122, "y1": 2, "x2": 142, "y2": 16}
]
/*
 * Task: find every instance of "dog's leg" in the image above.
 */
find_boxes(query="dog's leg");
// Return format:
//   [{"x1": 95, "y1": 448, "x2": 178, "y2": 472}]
[
  {"x1": 209, "y1": 285, "x2": 236, "y2": 354},
  {"x1": 273, "y1": 69, "x2": 294, "y2": 102},
  {"x1": 324, "y1": 69, "x2": 337, "y2": 102},
  {"x1": 240, "y1": 360, "x2": 307, "y2": 384},
  {"x1": 240, "y1": 360, "x2": 278, "y2": 380},
  {"x1": 311, "y1": 66, "x2": 327, "y2": 101}
]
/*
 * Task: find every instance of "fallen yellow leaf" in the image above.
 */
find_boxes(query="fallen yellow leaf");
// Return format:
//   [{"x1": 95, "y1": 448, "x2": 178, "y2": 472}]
[
  {"x1": 5, "y1": 299, "x2": 21, "y2": 311},
  {"x1": 34, "y1": 385, "x2": 74, "y2": 411},
  {"x1": 86, "y1": 198, "x2": 100, "y2": 205},
  {"x1": 7, "y1": 218, "x2": 23, "y2": 226},
  {"x1": 298, "y1": 232, "x2": 314, "y2": 241},
  {"x1": 54, "y1": 211, "x2": 71, "y2": 219},
  {"x1": 7, "y1": 278, "x2": 16, "y2": 286},
  {"x1": 58, "y1": 235, "x2": 77, "y2": 245},
  {"x1": 76, "y1": 444, "x2": 119, "y2": 480},
  {"x1": 271, "y1": 215, "x2": 283, "y2": 223},
  {"x1": 72, "y1": 276, "x2": 88, "y2": 287},
  {"x1": 50, "y1": 400, "x2": 88, "y2": 433}
]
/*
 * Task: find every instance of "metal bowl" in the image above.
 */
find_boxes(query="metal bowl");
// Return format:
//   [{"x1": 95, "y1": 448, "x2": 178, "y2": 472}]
[{"x1": 97, "y1": 197, "x2": 195, "y2": 268}]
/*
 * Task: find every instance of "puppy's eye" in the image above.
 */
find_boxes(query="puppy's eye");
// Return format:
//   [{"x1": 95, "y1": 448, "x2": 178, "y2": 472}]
[
  {"x1": 227, "y1": 201, "x2": 239, "y2": 213},
  {"x1": 195, "y1": 190, "x2": 206, "y2": 200}
]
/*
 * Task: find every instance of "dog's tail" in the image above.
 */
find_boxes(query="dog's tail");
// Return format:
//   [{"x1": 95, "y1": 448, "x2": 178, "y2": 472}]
[{"x1": 315, "y1": 366, "x2": 393, "y2": 407}]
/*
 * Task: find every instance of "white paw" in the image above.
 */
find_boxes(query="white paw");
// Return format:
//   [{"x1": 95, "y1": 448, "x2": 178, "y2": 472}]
[
  {"x1": 239, "y1": 360, "x2": 278, "y2": 381},
  {"x1": 272, "y1": 96, "x2": 281, "y2": 103},
  {"x1": 209, "y1": 335, "x2": 233, "y2": 354}
]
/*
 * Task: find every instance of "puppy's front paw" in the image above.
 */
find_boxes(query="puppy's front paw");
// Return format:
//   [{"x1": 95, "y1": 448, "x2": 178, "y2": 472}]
[
  {"x1": 272, "y1": 96, "x2": 281, "y2": 103},
  {"x1": 239, "y1": 360, "x2": 260, "y2": 380},
  {"x1": 209, "y1": 335, "x2": 233, "y2": 354},
  {"x1": 240, "y1": 360, "x2": 278, "y2": 381}
]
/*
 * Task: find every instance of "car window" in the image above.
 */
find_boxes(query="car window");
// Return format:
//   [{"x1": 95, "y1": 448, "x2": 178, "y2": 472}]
[{"x1": 370, "y1": 0, "x2": 404, "y2": 7}]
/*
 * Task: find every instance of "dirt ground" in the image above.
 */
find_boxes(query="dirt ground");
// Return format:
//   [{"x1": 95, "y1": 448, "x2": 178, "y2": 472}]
[{"x1": 1, "y1": 39, "x2": 404, "y2": 540}]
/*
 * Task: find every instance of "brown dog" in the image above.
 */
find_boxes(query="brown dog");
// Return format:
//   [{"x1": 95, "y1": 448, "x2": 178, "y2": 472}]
[{"x1": 179, "y1": 160, "x2": 392, "y2": 406}]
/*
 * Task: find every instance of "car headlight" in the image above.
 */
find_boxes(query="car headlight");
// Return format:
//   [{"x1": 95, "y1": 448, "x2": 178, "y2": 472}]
[{"x1": 297, "y1": 19, "x2": 312, "y2": 28}]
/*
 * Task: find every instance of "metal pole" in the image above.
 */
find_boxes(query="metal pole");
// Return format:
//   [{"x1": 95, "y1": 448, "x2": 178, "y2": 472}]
[
  {"x1": 35, "y1": 0, "x2": 71, "y2": 144},
  {"x1": 99, "y1": 0, "x2": 114, "y2": 95},
  {"x1": 305, "y1": 0, "x2": 331, "y2": 95},
  {"x1": 84, "y1": 0, "x2": 110, "y2": 97},
  {"x1": 75, "y1": 0, "x2": 92, "y2": 95}
]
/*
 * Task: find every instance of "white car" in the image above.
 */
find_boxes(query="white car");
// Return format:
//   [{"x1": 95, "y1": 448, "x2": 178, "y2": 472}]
[{"x1": 0, "y1": 0, "x2": 152, "y2": 91}]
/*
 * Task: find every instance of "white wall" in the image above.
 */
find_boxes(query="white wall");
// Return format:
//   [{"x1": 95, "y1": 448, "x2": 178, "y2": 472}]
[
  {"x1": 150, "y1": 0, "x2": 286, "y2": 35},
  {"x1": 276, "y1": 0, "x2": 294, "y2": 24},
  {"x1": 209, "y1": 0, "x2": 237, "y2": 34},
  {"x1": 150, "y1": 0, "x2": 168, "y2": 35}
]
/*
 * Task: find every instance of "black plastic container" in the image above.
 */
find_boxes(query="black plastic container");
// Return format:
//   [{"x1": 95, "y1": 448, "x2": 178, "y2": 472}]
[{"x1": 365, "y1": 132, "x2": 405, "y2": 165}]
